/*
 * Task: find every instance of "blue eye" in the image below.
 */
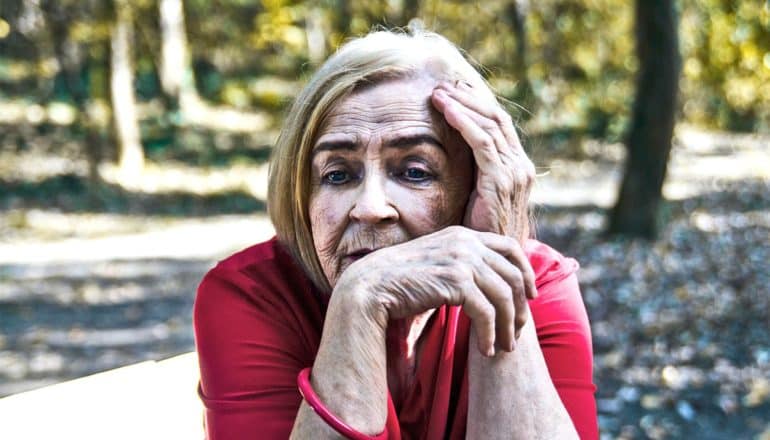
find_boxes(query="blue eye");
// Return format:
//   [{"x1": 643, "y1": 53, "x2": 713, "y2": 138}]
[
  {"x1": 402, "y1": 167, "x2": 432, "y2": 182},
  {"x1": 323, "y1": 170, "x2": 351, "y2": 185}
]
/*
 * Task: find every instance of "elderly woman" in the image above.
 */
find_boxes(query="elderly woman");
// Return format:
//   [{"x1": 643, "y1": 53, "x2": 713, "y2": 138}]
[{"x1": 194, "y1": 29, "x2": 596, "y2": 439}]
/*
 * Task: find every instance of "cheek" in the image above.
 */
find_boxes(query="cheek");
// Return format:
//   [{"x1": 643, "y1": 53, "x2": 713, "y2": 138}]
[
  {"x1": 393, "y1": 184, "x2": 467, "y2": 234},
  {"x1": 308, "y1": 193, "x2": 342, "y2": 251},
  {"x1": 442, "y1": 179, "x2": 472, "y2": 222},
  {"x1": 309, "y1": 192, "x2": 347, "y2": 257},
  {"x1": 442, "y1": 147, "x2": 474, "y2": 219}
]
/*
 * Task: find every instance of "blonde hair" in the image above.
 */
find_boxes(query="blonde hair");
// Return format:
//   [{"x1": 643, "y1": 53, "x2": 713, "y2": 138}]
[{"x1": 268, "y1": 29, "x2": 496, "y2": 292}]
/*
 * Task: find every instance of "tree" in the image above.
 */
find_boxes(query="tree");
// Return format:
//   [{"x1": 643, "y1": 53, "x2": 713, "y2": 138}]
[
  {"x1": 607, "y1": 0, "x2": 680, "y2": 239},
  {"x1": 40, "y1": 0, "x2": 109, "y2": 183},
  {"x1": 110, "y1": 0, "x2": 144, "y2": 179},
  {"x1": 400, "y1": 0, "x2": 420, "y2": 27},
  {"x1": 305, "y1": 5, "x2": 327, "y2": 64},
  {"x1": 158, "y1": 0, "x2": 197, "y2": 111},
  {"x1": 503, "y1": 0, "x2": 533, "y2": 105}
]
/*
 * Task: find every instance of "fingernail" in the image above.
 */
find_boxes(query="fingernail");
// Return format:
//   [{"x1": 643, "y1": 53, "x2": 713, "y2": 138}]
[{"x1": 487, "y1": 346, "x2": 495, "y2": 357}]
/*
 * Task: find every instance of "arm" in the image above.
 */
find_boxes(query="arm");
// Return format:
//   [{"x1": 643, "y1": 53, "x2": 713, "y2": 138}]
[
  {"x1": 196, "y1": 259, "x2": 391, "y2": 439},
  {"x1": 467, "y1": 316, "x2": 578, "y2": 439},
  {"x1": 432, "y1": 81, "x2": 596, "y2": 438},
  {"x1": 290, "y1": 280, "x2": 389, "y2": 438},
  {"x1": 292, "y1": 227, "x2": 537, "y2": 438},
  {"x1": 195, "y1": 231, "x2": 532, "y2": 439},
  {"x1": 469, "y1": 270, "x2": 599, "y2": 439}
]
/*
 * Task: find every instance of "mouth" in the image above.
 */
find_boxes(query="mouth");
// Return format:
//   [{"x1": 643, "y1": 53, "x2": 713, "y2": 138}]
[{"x1": 345, "y1": 248, "x2": 375, "y2": 262}]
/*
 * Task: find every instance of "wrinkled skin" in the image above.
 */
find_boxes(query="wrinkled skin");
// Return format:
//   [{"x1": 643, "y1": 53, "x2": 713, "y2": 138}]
[
  {"x1": 308, "y1": 74, "x2": 536, "y2": 357},
  {"x1": 294, "y1": 73, "x2": 579, "y2": 440},
  {"x1": 309, "y1": 75, "x2": 473, "y2": 287}
]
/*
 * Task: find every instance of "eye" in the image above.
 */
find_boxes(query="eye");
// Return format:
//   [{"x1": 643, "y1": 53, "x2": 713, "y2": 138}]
[
  {"x1": 400, "y1": 166, "x2": 434, "y2": 183},
  {"x1": 322, "y1": 169, "x2": 352, "y2": 185}
]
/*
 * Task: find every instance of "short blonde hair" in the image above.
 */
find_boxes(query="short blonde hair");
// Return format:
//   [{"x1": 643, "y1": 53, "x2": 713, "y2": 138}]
[{"x1": 268, "y1": 29, "x2": 495, "y2": 292}]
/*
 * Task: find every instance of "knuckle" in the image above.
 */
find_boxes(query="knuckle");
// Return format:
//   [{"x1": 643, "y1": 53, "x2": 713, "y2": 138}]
[
  {"x1": 495, "y1": 109, "x2": 512, "y2": 126},
  {"x1": 461, "y1": 266, "x2": 476, "y2": 282},
  {"x1": 480, "y1": 302, "x2": 496, "y2": 323},
  {"x1": 446, "y1": 224, "x2": 463, "y2": 233},
  {"x1": 491, "y1": 281, "x2": 513, "y2": 304},
  {"x1": 522, "y1": 161, "x2": 536, "y2": 181},
  {"x1": 444, "y1": 266, "x2": 465, "y2": 284},
  {"x1": 447, "y1": 224, "x2": 466, "y2": 237},
  {"x1": 480, "y1": 118, "x2": 498, "y2": 132},
  {"x1": 513, "y1": 169, "x2": 533, "y2": 186},
  {"x1": 478, "y1": 135, "x2": 495, "y2": 151},
  {"x1": 510, "y1": 268, "x2": 524, "y2": 284},
  {"x1": 525, "y1": 168, "x2": 536, "y2": 184},
  {"x1": 511, "y1": 172, "x2": 535, "y2": 189}
]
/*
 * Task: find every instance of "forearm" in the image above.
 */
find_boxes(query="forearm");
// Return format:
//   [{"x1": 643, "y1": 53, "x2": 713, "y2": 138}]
[
  {"x1": 466, "y1": 315, "x2": 578, "y2": 440},
  {"x1": 290, "y1": 285, "x2": 389, "y2": 439}
]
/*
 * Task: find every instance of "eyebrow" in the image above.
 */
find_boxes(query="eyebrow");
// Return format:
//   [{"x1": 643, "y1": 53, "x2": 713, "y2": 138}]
[
  {"x1": 385, "y1": 134, "x2": 444, "y2": 151},
  {"x1": 312, "y1": 134, "x2": 444, "y2": 157}
]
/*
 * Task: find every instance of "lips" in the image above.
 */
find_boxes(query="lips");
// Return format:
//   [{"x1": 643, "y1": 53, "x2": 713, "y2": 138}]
[{"x1": 346, "y1": 249, "x2": 374, "y2": 261}]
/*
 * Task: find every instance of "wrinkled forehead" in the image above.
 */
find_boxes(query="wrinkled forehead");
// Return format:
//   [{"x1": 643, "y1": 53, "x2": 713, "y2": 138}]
[{"x1": 320, "y1": 75, "x2": 444, "y2": 134}]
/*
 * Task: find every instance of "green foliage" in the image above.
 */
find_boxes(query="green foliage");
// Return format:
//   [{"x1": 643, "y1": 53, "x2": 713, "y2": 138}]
[
  {"x1": 1, "y1": 0, "x2": 768, "y2": 134},
  {"x1": 681, "y1": 0, "x2": 770, "y2": 132}
]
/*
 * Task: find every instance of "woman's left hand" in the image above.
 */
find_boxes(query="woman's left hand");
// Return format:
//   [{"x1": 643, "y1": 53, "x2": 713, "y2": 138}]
[{"x1": 431, "y1": 81, "x2": 535, "y2": 241}]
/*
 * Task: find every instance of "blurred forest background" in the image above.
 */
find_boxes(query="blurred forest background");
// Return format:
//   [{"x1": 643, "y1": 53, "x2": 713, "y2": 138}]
[{"x1": 0, "y1": 0, "x2": 768, "y2": 438}]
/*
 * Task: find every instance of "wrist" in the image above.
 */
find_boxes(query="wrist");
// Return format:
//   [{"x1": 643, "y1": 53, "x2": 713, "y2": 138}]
[
  {"x1": 332, "y1": 268, "x2": 390, "y2": 331},
  {"x1": 311, "y1": 273, "x2": 390, "y2": 436}
]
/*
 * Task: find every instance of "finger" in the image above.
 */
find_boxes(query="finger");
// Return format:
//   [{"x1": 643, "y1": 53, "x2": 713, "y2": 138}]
[
  {"x1": 432, "y1": 89, "x2": 502, "y2": 171},
  {"x1": 437, "y1": 81, "x2": 525, "y2": 155},
  {"x1": 460, "y1": 283, "x2": 497, "y2": 357},
  {"x1": 473, "y1": 264, "x2": 516, "y2": 352},
  {"x1": 439, "y1": 86, "x2": 536, "y2": 201},
  {"x1": 513, "y1": 289, "x2": 529, "y2": 340},
  {"x1": 440, "y1": 92, "x2": 512, "y2": 164},
  {"x1": 476, "y1": 231, "x2": 538, "y2": 300},
  {"x1": 481, "y1": 249, "x2": 527, "y2": 313}
]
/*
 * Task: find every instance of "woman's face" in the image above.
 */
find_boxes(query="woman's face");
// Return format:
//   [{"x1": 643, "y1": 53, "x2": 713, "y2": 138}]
[{"x1": 308, "y1": 75, "x2": 474, "y2": 287}]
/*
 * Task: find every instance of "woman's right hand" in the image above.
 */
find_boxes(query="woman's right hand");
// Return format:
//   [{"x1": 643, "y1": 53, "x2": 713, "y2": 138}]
[{"x1": 334, "y1": 226, "x2": 537, "y2": 356}]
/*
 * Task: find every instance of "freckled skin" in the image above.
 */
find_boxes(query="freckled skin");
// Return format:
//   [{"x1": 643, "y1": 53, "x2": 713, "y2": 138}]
[{"x1": 308, "y1": 75, "x2": 474, "y2": 287}]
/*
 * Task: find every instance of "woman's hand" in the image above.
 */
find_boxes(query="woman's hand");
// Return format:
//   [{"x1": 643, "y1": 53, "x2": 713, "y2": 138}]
[
  {"x1": 431, "y1": 81, "x2": 535, "y2": 241},
  {"x1": 335, "y1": 226, "x2": 536, "y2": 355}
]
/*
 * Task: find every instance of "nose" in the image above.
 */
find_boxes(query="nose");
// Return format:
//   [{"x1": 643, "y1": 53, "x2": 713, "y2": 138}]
[{"x1": 349, "y1": 173, "x2": 399, "y2": 224}]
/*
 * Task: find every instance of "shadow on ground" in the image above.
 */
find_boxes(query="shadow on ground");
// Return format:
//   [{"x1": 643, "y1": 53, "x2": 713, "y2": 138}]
[
  {"x1": 0, "y1": 258, "x2": 210, "y2": 397},
  {"x1": 0, "y1": 173, "x2": 265, "y2": 216},
  {"x1": 535, "y1": 178, "x2": 770, "y2": 439}
]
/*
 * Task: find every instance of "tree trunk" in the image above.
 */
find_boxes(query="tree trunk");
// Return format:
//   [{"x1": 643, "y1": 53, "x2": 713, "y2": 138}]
[
  {"x1": 158, "y1": 0, "x2": 197, "y2": 111},
  {"x1": 401, "y1": 0, "x2": 420, "y2": 27},
  {"x1": 41, "y1": 0, "x2": 104, "y2": 183},
  {"x1": 504, "y1": 0, "x2": 533, "y2": 105},
  {"x1": 111, "y1": 0, "x2": 144, "y2": 179},
  {"x1": 334, "y1": 0, "x2": 352, "y2": 37},
  {"x1": 305, "y1": 6, "x2": 327, "y2": 64},
  {"x1": 607, "y1": 0, "x2": 680, "y2": 239}
]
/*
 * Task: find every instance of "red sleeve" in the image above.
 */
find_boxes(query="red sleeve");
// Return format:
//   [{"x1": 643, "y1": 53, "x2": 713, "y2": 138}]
[
  {"x1": 193, "y1": 246, "x2": 323, "y2": 439},
  {"x1": 527, "y1": 241, "x2": 598, "y2": 440}
]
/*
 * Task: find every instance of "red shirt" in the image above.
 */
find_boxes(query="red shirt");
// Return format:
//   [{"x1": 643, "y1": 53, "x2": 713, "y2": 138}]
[{"x1": 194, "y1": 237, "x2": 597, "y2": 439}]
